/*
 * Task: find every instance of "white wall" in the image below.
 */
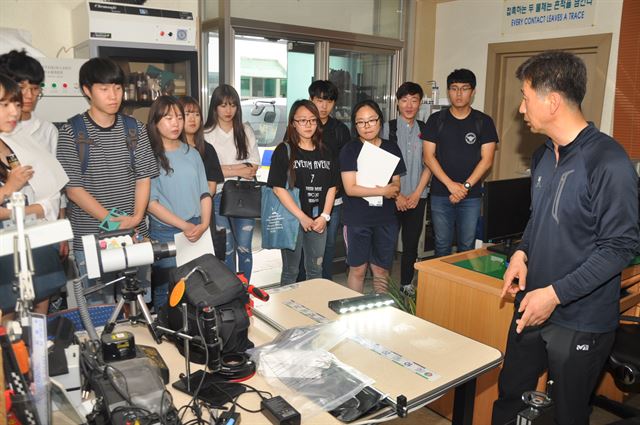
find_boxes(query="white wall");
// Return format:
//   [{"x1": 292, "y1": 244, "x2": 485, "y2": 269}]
[
  {"x1": 433, "y1": 0, "x2": 623, "y2": 133},
  {"x1": 0, "y1": 0, "x2": 198, "y2": 58}
]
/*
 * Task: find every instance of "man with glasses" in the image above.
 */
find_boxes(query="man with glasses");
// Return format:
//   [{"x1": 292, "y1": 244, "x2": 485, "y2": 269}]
[
  {"x1": 423, "y1": 68, "x2": 498, "y2": 257},
  {"x1": 0, "y1": 50, "x2": 56, "y2": 154}
]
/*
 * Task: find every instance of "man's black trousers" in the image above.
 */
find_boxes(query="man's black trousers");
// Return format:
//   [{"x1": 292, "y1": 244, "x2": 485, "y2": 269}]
[
  {"x1": 398, "y1": 197, "x2": 427, "y2": 286},
  {"x1": 491, "y1": 311, "x2": 615, "y2": 425}
]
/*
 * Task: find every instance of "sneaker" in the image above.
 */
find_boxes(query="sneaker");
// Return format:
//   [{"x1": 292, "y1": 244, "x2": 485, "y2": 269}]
[{"x1": 400, "y1": 285, "x2": 416, "y2": 297}]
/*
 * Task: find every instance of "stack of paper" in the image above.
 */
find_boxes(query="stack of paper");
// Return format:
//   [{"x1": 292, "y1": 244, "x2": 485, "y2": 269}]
[{"x1": 356, "y1": 142, "x2": 400, "y2": 206}]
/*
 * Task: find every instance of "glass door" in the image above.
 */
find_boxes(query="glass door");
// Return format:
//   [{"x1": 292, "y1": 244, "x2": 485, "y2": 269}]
[
  {"x1": 233, "y1": 35, "x2": 315, "y2": 181},
  {"x1": 329, "y1": 47, "x2": 395, "y2": 129}
]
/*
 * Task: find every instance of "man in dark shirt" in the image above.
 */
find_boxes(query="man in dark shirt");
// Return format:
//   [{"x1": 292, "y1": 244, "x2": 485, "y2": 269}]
[
  {"x1": 423, "y1": 69, "x2": 498, "y2": 257},
  {"x1": 492, "y1": 51, "x2": 639, "y2": 424},
  {"x1": 308, "y1": 80, "x2": 351, "y2": 279}
]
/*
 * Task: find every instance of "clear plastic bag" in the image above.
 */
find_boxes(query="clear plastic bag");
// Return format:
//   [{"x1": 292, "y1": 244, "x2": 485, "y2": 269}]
[{"x1": 248, "y1": 322, "x2": 375, "y2": 418}]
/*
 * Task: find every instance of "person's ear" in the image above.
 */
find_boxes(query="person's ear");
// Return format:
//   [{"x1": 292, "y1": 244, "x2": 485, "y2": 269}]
[
  {"x1": 548, "y1": 91, "x2": 561, "y2": 115},
  {"x1": 81, "y1": 85, "x2": 92, "y2": 99}
]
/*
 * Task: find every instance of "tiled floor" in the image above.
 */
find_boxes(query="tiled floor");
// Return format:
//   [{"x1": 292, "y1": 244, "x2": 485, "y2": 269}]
[{"x1": 250, "y1": 243, "x2": 640, "y2": 424}]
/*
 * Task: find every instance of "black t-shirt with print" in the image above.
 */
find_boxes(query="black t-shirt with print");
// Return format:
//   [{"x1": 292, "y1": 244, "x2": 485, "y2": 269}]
[
  {"x1": 267, "y1": 142, "x2": 338, "y2": 217},
  {"x1": 423, "y1": 109, "x2": 498, "y2": 198}
]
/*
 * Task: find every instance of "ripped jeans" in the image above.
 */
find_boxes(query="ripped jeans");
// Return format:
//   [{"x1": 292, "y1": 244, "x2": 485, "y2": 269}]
[
  {"x1": 213, "y1": 193, "x2": 255, "y2": 280},
  {"x1": 280, "y1": 225, "x2": 327, "y2": 285}
]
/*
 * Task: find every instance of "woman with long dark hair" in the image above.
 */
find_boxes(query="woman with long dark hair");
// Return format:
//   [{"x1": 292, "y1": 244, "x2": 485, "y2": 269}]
[
  {"x1": 339, "y1": 99, "x2": 405, "y2": 293},
  {"x1": 267, "y1": 100, "x2": 337, "y2": 285},
  {"x1": 204, "y1": 85, "x2": 260, "y2": 280},
  {"x1": 147, "y1": 95, "x2": 211, "y2": 308}
]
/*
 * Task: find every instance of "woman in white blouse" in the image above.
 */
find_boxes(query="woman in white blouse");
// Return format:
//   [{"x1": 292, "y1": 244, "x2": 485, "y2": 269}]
[
  {"x1": 0, "y1": 73, "x2": 68, "y2": 317},
  {"x1": 203, "y1": 85, "x2": 260, "y2": 280}
]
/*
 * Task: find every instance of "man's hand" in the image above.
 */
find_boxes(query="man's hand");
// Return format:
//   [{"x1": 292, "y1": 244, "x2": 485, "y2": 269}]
[
  {"x1": 405, "y1": 191, "x2": 420, "y2": 209},
  {"x1": 395, "y1": 194, "x2": 408, "y2": 211},
  {"x1": 515, "y1": 285, "x2": 560, "y2": 333},
  {"x1": 501, "y1": 250, "x2": 528, "y2": 298},
  {"x1": 447, "y1": 182, "x2": 468, "y2": 201},
  {"x1": 184, "y1": 223, "x2": 209, "y2": 242},
  {"x1": 111, "y1": 214, "x2": 142, "y2": 230}
]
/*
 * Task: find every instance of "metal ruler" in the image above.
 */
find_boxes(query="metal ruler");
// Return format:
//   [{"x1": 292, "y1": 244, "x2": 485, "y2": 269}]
[{"x1": 30, "y1": 313, "x2": 50, "y2": 425}]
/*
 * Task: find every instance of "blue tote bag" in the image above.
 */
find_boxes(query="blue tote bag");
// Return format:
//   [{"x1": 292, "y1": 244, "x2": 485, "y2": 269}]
[{"x1": 261, "y1": 144, "x2": 300, "y2": 250}]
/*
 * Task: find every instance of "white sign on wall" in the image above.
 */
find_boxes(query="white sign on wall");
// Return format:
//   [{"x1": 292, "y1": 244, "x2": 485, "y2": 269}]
[{"x1": 502, "y1": 0, "x2": 596, "y2": 34}]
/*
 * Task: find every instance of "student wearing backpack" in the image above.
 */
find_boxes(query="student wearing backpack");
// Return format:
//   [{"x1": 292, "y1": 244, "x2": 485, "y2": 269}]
[
  {"x1": 423, "y1": 69, "x2": 498, "y2": 257},
  {"x1": 56, "y1": 58, "x2": 159, "y2": 304},
  {"x1": 381, "y1": 82, "x2": 432, "y2": 295}
]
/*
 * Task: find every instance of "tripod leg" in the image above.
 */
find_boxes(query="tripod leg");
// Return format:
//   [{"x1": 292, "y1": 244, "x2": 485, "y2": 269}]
[
  {"x1": 104, "y1": 297, "x2": 126, "y2": 334},
  {"x1": 136, "y1": 293, "x2": 161, "y2": 344}
]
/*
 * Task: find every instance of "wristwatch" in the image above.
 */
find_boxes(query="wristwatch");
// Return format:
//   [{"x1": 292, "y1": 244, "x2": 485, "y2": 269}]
[
  {"x1": 320, "y1": 213, "x2": 331, "y2": 222},
  {"x1": 463, "y1": 181, "x2": 472, "y2": 190}
]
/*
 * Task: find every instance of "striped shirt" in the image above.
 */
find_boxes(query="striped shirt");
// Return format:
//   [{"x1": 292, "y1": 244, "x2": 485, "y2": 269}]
[{"x1": 56, "y1": 112, "x2": 159, "y2": 246}]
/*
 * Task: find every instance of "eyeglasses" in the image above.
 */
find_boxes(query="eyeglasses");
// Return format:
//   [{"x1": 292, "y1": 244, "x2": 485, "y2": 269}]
[
  {"x1": 19, "y1": 83, "x2": 43, "y2": 100},
  {"x1": 354, "y1": 118, "x2": 380, "y2": 128},
  {"x1": 448, "y1": 86, "x2": 473, "y2": 94},
  {"x1": 293, "y1": 118, "x2": 318, "y2": 126}
]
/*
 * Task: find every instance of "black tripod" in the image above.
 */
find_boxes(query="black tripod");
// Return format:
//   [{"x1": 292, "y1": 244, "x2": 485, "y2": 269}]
[{"x1": 95, "y1": 269, "x2": 161, "y2": 343}]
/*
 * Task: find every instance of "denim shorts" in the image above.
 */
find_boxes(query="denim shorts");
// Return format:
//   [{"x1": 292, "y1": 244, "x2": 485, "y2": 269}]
[{"x1": 344, "y1": 222, "x2": 399, "y2": 269}]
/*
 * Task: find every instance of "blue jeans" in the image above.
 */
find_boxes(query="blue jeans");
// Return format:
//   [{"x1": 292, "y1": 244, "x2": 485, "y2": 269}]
[
  {"x1": 74, "y1": 250, "x2": 151, "y2": 306},
  {"x1": 213, "y1": 193, "x2": 255, "y2": 280},
  {"x1": 281, "y1": 225, "x2": 327, "y2": 285},
  {"x1": 149, "y1": 217, "x2": 200, "y2": 309},
  {"x1": 322, "y1": 203, "x2": 342, "y2": 280},
  {"x1": 430, "y1": 195, "x2": 481, "y2": 257}
]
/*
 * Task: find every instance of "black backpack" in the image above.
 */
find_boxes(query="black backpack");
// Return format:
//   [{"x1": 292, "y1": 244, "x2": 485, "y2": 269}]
[
  {"x1": 164, "y1": 254, "x2": 253, "y2": 363},
  {"x1": 387, "y1": 118, "x2": 428, "y2": 143},
  {"x1": 67, "y1": 113, "x2": 139, "y2": 174}
]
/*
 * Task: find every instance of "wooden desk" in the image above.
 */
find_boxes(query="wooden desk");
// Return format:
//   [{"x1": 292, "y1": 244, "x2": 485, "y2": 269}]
[
  {"x1": 415, "y1": 250, "x2": 640, "y2": 423},
  {"x1": 123, "y1": 279, "x2": 502, "y2": 424}
]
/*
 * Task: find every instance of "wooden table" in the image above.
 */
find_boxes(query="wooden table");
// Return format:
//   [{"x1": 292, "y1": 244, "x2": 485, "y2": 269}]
[
  {"x1": 121, "y1": 278, "x2": 503, "y2": 424},
  {"x1": 415, "y1": 249, "x2": 640, "y2": 423}
]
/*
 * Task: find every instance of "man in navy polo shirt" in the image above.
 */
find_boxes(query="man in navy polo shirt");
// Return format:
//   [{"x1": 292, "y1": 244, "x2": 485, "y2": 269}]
[{"x1": 423, "y1": 69, "x2": 498, "y2": 257}]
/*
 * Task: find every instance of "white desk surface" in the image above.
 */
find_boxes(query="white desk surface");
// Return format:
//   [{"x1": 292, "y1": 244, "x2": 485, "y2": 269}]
[{"x1": 120, "y1": 279, "x2": 502, "y2": 424}]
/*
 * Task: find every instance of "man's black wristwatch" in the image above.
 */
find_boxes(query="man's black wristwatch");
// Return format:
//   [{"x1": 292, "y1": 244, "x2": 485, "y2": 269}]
[{"x1": 463, "y1": 181, "x2": 472, "y2": 190}]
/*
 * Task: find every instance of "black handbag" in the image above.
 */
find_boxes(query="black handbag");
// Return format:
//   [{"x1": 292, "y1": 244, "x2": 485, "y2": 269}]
[{"x1": 219, "y1": 177, "x2": 265, "y2": 218}]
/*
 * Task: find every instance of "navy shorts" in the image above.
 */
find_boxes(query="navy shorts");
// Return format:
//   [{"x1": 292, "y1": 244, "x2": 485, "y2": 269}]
[{"x1": 344, "y1": 222, "x2": 399, "y2": 269}]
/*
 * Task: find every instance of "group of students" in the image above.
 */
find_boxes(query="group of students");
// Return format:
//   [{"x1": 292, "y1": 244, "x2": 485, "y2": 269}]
[{"x1": 0, "y1": 49, "x2": 497, "y2": 316}]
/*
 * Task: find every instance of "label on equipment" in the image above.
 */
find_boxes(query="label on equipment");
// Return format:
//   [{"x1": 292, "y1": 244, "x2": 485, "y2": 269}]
[{"x1": 278, "y1": 300, "x2": 441, "y2": 382}]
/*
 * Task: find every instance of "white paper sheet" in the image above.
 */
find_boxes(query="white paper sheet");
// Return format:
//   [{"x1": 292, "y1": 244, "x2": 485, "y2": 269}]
[
  {"x1": 174, "y1": 227, "x2": 215, "y2": 267},
  {"x1": 356, "y1": 142, "x2": 400, "y2": 206}
]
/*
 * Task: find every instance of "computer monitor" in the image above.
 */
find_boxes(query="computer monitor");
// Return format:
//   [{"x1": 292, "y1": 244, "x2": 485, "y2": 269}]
[{"x1": 483, "y1": 177, "x2": 531, "y2": 257}]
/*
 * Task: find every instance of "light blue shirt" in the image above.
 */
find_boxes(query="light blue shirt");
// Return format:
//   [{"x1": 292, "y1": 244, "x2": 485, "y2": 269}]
[
  {"x1": 150, "y1": 144, "x2": 209, "y2": 223},
  {"x1": 381, "y1": 117, "x2": 429, "y2": 198}
]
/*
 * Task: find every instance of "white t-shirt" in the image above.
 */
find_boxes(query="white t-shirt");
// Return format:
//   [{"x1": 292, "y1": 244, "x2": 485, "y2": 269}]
[
  {"x1": 17, "y1": 114, "x2": 59, "y2": 156},
  {"x1": 203, "y1": 123, "x2": 261, "y2": 192},
  {"x1": 16, "y1": 114, "x2": 68, "y2": 209},
  {"x1": 204, "y1": 123, "x2": 260, "y2": 166}
]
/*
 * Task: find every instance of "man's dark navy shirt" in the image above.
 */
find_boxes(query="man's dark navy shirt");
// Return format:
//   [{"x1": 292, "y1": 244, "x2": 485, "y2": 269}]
[{"x1": 517, "y1": 123, "x2": 639, "y2": 333}]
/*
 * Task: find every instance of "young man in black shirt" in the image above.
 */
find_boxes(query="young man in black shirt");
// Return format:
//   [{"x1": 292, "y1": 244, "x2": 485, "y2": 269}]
[
  {"x1": 492, "y1": 51, "x2": 639, "y2": 425},
  {"x1": 308, "y1": 80, "x2": 351, "y2": 279},
  {"x1": 423, "y1": 69, "x2": 498, "y2": 257}
]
